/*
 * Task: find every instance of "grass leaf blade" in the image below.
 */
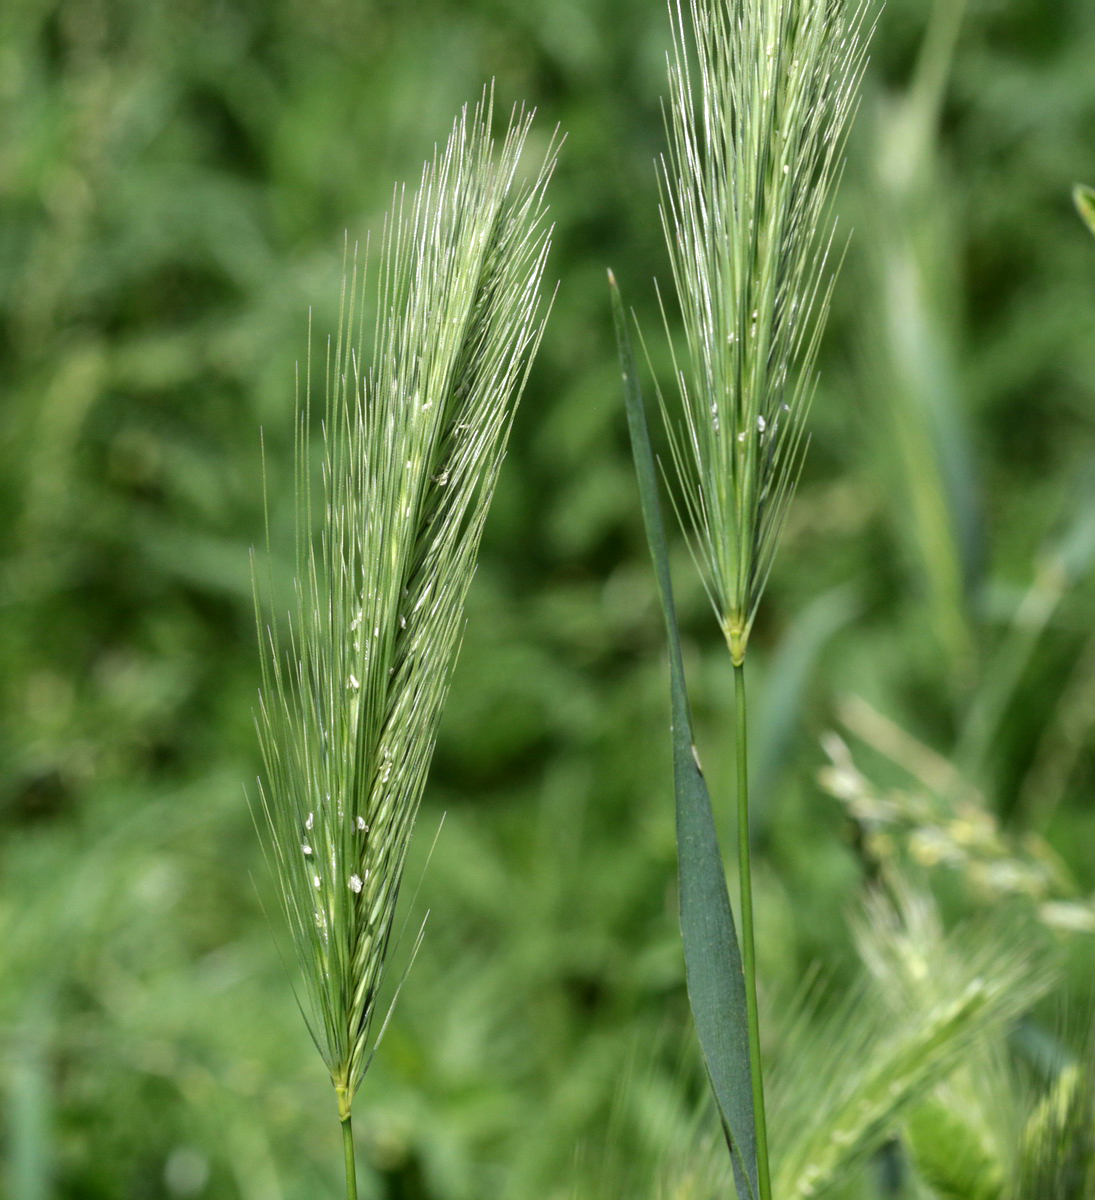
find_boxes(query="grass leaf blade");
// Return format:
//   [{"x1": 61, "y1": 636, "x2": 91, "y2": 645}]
[
  {"x1": 1076, "y1": 184, "x2": 1095, "y2": 238},
  {"x1": 610, "y1": 270, "x2": 759, "y2": 1200}
]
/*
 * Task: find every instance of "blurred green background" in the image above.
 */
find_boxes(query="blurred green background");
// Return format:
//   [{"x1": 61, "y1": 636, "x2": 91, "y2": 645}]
[{"x1": 2, "y1": 0, "x2": 1095, "y2": 1196}]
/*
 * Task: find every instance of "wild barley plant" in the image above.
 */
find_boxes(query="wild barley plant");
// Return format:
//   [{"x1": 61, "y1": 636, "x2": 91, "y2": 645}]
[
  {"x1": 253, "y1": 97, "x2": 554, "y2": 1197},
  {"x1": 658, "y1": 2, "x2": 871, "y2": 1196}
]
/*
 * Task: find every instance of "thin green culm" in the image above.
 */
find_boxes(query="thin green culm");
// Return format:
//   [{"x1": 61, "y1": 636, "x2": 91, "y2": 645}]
[{"x1": 253, "y1": 93, "x2": 555, "y2": 1194}]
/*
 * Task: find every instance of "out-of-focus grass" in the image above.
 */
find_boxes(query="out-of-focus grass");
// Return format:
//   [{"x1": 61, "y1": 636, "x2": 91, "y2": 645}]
[{"x1": 2, "y1": 1, "x2": 1095, "y2": 1196}]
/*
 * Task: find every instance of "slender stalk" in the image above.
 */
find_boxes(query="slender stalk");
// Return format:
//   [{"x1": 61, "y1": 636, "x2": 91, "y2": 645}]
[
  {"x1": 735, "y1": 662, "x2": 771, "y2": 1200},
  {"x1": 341, "y1": 1114, "x2": 357, "y2": 1200}
]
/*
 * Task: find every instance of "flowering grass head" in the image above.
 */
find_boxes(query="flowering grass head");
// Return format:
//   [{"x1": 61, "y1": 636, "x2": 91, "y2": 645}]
[
  {"x1": 660, "y1": 0, "x2": 872, "y2": 663},
  {"x1": 253, "y1": 93, "x2": 555, "y2": 1126}
]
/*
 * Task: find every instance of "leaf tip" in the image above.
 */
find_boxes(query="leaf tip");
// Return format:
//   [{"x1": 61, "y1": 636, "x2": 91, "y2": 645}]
[{"x1": 1075, "y1": 183, "x2": 1095, "y2": 237}]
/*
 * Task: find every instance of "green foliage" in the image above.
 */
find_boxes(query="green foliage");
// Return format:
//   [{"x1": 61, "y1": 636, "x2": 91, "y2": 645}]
[
  {"x1": 637, "y1": 880, "x2": 1054, "y2": 1200},
  {"x1": 1016, "y1": 1050, "x2": 1095, "y2": 1199},
  {"x1": 768, "y1": 884, "x2": 1052, "y2": 1199},
  {"x1": 613, "y1": 272, "x2": 758, "y2": 1200},
  {"x1": 903, "y1": 1008, "x2": 1095, "y2": 1200},
  {"x1": 904, "y1": 1090, "x2": 1010, "y2": 1200},
  {"x1": 853, "y1": 0, "x2": 980, "y2": 675}
]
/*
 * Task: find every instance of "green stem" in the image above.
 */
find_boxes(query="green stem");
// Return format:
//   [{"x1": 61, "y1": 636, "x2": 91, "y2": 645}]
[
  {"x1": 341, "y1": 1113, "x2": 357, "y2": 1200},
  {"x1": 735, "y1": 662, "x2": 772, "y2": 1200}
]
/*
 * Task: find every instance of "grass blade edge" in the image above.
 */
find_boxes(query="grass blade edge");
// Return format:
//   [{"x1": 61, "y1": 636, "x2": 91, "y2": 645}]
[{"x1": 610, "y1": 269, "x2": 760, "y2": 1200}]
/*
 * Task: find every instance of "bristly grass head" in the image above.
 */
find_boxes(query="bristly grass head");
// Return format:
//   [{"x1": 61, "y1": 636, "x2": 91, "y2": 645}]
[
  {"x1": 659, "y1": 0, "x2": 873, "y2": 664},
  {"x1": 253, "y1": 91, "x2": 556, "y2": 1121}
]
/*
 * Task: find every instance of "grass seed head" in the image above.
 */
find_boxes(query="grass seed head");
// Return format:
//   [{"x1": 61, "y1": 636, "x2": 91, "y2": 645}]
[
  {"x1": 659, "y1": 0, "x2": 873, "y2": 662},
  {"x1": 253, "y1": 91, "x2": 556, "y2": 1116}
]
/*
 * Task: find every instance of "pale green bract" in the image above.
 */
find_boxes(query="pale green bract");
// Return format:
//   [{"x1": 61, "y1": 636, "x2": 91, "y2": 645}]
[
  {"x1": 660, "y1": 0, "x2": 872, "y2": 664},
  {"x1": 253, "y1": 95, "x2": 555, "y2": 1125}
]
